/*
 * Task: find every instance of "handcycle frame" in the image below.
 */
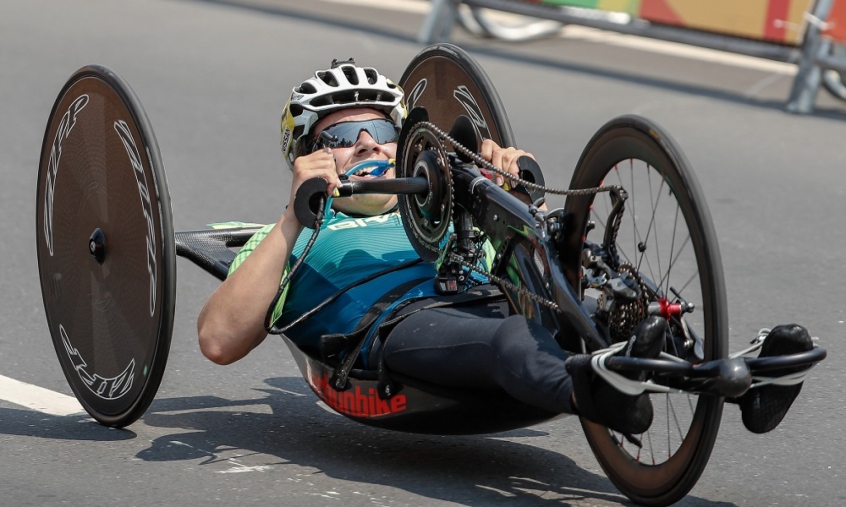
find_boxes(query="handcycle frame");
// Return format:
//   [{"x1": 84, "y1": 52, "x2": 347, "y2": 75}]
[
  {"x1": 36, "y1": 42, "x2": 826, "y2": 507},
  {"x1": 290, "y1": 119, "x2": 826, "y2": 405}
]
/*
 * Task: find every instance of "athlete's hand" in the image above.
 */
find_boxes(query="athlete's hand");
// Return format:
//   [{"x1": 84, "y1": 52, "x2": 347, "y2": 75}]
[
  {"x1": 286, "y1": 148, "x2": 342, "y2": 219},
  {"x1": 479, "y1": 139, "x2": 535, "y2": 187}
]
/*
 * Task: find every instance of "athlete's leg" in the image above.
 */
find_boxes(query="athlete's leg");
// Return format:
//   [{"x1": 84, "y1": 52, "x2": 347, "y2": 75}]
[{"x1": 375, "y1": 304, "x2": 576, "y2": 414}]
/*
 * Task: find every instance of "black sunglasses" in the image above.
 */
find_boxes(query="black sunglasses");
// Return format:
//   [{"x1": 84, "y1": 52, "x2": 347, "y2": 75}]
[{"x1": 309, "y1": 118, "x2": 400, "y2": 153}]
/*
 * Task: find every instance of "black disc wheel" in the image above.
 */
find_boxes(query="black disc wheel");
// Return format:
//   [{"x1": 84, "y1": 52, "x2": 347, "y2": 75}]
[
  {"x1": 399, "y1": 43, "x2": 516, "y2": 149},
  {"x1": 562, "y1": 115, "x2": 728, "y2": 506},
  {"x1": 36, "y1": 65, "x2": 176, "y2": 427},
  {"x1": 398, "y1": 43, "x2": 516, "y2": 261}
]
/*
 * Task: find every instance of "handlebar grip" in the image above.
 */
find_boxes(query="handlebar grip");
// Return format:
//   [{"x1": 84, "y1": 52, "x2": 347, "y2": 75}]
[
  {"x1": 294, "y1": 177, "x2": 329, "y2": 229},
  {"x1": 516, "y1": 156, "x2": 546, "y2": 202}
]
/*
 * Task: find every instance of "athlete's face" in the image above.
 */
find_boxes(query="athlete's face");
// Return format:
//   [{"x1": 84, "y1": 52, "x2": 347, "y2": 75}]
[{"x1": 312, "y1": 108, "x2": 398, "y2": 216}]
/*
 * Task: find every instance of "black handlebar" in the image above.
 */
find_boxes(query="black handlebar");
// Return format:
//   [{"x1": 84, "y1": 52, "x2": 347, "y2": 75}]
[
  {"x1": 336, "y1": 177, "x2": 429, "y2": 197},
  {"x1": 294, "y1": 176, "x2": 430, "y2": 229}
]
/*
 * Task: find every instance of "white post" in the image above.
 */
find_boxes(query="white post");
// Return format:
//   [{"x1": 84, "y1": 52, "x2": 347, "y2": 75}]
[{"x1": 418, "y1": 0, "x2": 459, "y2": 44}]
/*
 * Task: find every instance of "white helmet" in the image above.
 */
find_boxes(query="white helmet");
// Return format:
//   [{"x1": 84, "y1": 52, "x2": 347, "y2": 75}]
[{"x1": 280, "y1": 59, "x2": 406, "y2": 169}]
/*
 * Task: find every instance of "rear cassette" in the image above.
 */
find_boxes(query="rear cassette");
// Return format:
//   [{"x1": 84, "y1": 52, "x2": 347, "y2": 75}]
[{"x1": 36, "y1": 65, "x2": 176, "y2": 427}]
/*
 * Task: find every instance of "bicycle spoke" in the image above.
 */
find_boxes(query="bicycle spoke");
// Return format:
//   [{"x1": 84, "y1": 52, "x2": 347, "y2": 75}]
[
  {"x1": 664, "y1": 203, "x2": 681, "y2": 296},
  {"x1": 646, "y1": 427, "x2": 656, "y2": 465},
  {"x1": 666, "y1": 396, "x2": 672, "y2": 459},
  {"x1": 658, "y1": 234, "x2": 692, "y2": 292},
  {"x1": 637, "y1": 166, "x2": 664, "y2": 282},
  {"x1": 669, "y1": 397, "x2": 685, "y2": 443},
  {"x1": 629, "y1": 160, "x2": 638, "y2": 265},
  {"x1": 675, "y1": 270, "x2": 699, "y2": 299},
  {"x1": 637, "y1": 165, "x2": 661, "y2": 271}
]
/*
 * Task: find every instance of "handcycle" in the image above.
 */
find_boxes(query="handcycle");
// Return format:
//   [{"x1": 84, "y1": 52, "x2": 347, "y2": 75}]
[{"x1": 36, "y1": 43, "x2": 826, "y2": 507}]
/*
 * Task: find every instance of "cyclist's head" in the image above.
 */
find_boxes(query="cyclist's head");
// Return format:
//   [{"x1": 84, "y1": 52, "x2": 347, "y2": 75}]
[{"x1": 280, "y1": 58, "x2": 406, "y2": 170}]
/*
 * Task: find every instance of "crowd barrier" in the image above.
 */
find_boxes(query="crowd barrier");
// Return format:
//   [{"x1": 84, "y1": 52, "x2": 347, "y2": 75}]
[{"x1": 418, "y1": 0, "x2": 846, "y2": 113}]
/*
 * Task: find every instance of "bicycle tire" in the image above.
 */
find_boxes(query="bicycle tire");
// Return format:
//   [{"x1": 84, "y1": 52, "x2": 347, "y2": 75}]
[
  {"x1": 562, "y1": 115, "x2": 728, "y2": 506},
  {"x1": 398, "y1": 43, "x2": 515, "y2": 260},
  {"x1": 35, "y1": 65, "x2": 176, "y2": 427}
]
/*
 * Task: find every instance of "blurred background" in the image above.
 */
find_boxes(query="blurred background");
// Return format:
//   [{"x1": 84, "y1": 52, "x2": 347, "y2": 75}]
[{"x1": 2, "y1": 1, "x2": 844, "y2": 506}]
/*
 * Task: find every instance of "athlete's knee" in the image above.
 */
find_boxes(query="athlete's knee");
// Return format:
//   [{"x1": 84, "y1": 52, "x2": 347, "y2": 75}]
[
  {"x1": 491, "y1": 315, "x2": 568, "y2": 372},
  {"x1": 492, "y1": 316, "x2": 545, "y2": 361}
]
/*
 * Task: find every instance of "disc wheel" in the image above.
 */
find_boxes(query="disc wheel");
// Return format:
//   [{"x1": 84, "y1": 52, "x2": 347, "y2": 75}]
[
  {"x1": 398, "y1": 43, "x2": 516, "y2": 261},
  {"x1": 562, "y1": 115, "x2": 728, "y2": 506},
  {"x1": 36, "y1": 65, "x2": 176, "y2": 427},
  {"x1": 399, "y1": 43, "x2": 516, "y2": 149}
]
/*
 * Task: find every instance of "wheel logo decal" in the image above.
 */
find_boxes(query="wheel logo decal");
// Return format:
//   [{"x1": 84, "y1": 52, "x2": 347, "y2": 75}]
[
  {"x1": 453, "y1": 85, "x2": 491, "y2": 140},
  {"x1": 114, "y1": 120, "x2": 157, "y2": 316},
  {"x1": 60, "y1": 324, "x2": 135, "y2": 400},
  {"x1": 43, "y1": 94, "x2": 89, "y2": 257},
  {"x1": 407, "y1": 78, "x2": 427, "y2": 110}
]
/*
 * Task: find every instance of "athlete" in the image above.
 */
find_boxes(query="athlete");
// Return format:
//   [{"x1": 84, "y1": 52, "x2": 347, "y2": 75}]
[{"x1": 197, "y1": 59, "x2": 813, "y2": 435}]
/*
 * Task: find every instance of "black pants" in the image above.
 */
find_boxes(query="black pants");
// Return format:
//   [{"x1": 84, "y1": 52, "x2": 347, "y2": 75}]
[{"x1": 369, "y1": 302, "x2": 575, "y2": 415}]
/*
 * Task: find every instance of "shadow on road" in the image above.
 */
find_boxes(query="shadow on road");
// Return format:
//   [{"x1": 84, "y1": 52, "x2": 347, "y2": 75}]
[
  {"x1": 0, "y1": 406, "x2": 135, "y2": 441},
  {"x1": 128, "y1": 376, "x2": 736, "y2": 507}
]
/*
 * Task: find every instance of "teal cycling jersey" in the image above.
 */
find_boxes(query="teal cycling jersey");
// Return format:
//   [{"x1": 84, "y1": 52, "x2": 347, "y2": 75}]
[{"x1": 229, "y1": 211, "x2": 438, "y2": 354}]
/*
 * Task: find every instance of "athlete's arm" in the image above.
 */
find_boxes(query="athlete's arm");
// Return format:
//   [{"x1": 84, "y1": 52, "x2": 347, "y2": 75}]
[{"x1": 197, "y1": 150, "x2": 341, "y2": 365}]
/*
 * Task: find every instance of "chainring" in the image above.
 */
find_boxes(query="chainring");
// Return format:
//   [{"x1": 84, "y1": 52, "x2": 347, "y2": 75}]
[{"x1": 397, "y1": 123, "x2": 453, "y2": 262}]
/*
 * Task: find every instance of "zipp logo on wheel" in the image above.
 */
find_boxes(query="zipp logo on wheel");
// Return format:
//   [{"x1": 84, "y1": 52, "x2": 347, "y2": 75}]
[
  {"x1": 60, "y1": 324, "x2": 135, "y2": 400},
  {"x1": 453, "y1": 85, "x2": 491, "y2": 140},
  {"x1": 43, "y1": 94, "x2": 89, "y2": 256},
  {"x1": 114, "y1": 120, "x2": 158, "y2": 316}
]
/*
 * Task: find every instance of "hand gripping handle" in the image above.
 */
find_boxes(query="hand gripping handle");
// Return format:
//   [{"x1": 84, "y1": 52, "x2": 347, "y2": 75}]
[{"x1": 293, "y1": 177, "x2": 329, "y2": 229}]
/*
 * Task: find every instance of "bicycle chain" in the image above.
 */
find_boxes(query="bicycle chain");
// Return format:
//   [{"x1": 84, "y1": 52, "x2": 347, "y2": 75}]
[{"x1": 410, "y1": 121, "x2": 626, "y2": 313}]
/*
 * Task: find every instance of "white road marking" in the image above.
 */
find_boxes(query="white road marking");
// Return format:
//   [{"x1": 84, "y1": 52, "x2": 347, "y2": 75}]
[
  {"x1": 0, "y1": 374, "x2": 84, "y2": 416},
  {"x1": 315, "y1": 400, "x2": 343, "y2": 415},
  {"x1": 322, "y1": 0, "x2": 797, "y2": 75}
]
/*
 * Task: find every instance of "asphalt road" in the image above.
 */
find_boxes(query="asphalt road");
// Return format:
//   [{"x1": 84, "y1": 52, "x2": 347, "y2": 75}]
[{"x1": 2, "y1": 0, "x2": 845, "y2": 505}]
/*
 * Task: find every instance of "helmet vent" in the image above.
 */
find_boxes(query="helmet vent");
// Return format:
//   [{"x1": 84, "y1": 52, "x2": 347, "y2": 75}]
[
  {"x1": 311, "y1": 96, "x2": 332, "y2": 107},
  {"x1": 297, "y1": 82, "x2": 317, "y2": 94},
  {"x1": 317, "y1": 71, "x2": 339, "y2": 87},
  {"x1": 364, "y1": 68, "x2": 378, "y2": 84},
  {"x1": 341, "y1": 66, "x2": 359, "y2": 85},
  {"x1": 290, "y1": 104, "x2": 304, "y2": 116}
]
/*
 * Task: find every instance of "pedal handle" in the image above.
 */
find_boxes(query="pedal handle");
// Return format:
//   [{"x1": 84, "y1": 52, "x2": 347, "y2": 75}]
[
  {"x1": 515, "y1": 156, "x2": 545, "y2": 202},
  {"x1": 294, "y1": 177, "x2": 329, "y2": 229}
]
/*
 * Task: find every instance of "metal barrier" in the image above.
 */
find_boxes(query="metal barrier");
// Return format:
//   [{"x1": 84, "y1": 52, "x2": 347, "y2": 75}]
[{"x1": 419, "y1": 0, "x2": 846, "y2": 114}]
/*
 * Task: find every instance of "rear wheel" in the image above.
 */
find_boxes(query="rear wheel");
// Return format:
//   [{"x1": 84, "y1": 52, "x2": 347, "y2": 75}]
[
  {"x1": 36, "y1": 65, "x2": 175, "y2": 427},
  {"x1": 563, "y1": 115, "x2": 728, "y2": 506}
]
